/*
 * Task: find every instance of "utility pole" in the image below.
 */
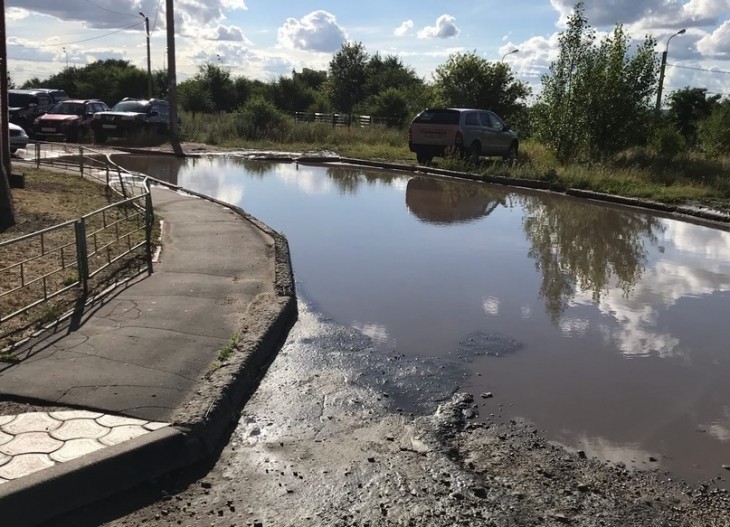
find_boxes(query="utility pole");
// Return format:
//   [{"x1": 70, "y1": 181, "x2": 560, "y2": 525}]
[
  {"x1": 0, "y1": 0, "x2": 16, "y2": 230},
  {"x1": 166, "y1": 0, "x2": 180, "y2": 150},
  {"x1": 140, "y1": 13, "x2": 152, "y2": 99},
  {"x1": 655, "y1": 29, "x2": 686, "y2": 114}
]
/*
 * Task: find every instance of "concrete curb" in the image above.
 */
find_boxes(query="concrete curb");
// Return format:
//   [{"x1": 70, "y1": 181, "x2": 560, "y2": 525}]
[
  {"x1": 0, "y1": 426, "x2": 200, "y2": 526},
  {"x1": 0, "y1": 179, "x2": 298, "y2": 526}
]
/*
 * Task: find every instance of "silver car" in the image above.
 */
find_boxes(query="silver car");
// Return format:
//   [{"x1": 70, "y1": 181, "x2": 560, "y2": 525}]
[
  {"x1": 408, "y1": 108, "x2": 518, "y2": 165},
  {"x1": 9, "y1": 122, "x2": 29, "y2": 153}
]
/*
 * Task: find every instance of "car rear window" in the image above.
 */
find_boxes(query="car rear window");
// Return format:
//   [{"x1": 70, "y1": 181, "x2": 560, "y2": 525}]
[
  {"x1": 9, "y1": 93, "x2": 36, "y2": 107},
  {"x1": 112, "y1": 101, "x2": 149, "y2": 113},
  {"x1": 413, "y1": 109, "x2": 460, "y2": 125}
]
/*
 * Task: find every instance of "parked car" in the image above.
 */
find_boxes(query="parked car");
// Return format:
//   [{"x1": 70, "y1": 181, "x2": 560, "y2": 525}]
[
  {"x1": 408, "y1": 108, "x2": 518, "y2": 165},
  {"x1": 92, "y1": 98, "x2": 170, "y2": 143},
  {"x1": 9, "y1": 122, "x2": 29, "y2": 153},
  {"x1": 8, "y1": 89, "x2": 63, "y2": 134},
  {"x1": 33, "y1": 99, "x2": 110, "y2": 142}
]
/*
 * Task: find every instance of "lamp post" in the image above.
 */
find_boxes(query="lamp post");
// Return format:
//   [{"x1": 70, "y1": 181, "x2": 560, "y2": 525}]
[
  {"x1": 655, "y1": 29, "x2": 686, "y2": 114},
  {"x1": 63, "y1": 47, "x2": 68, "y2": 68},
  {"x1": 501, "y1": 49, "x2": 519, "y2": 62},
  {"x1": 139, "y1": 12, "x2": 152, "y2": 99}
]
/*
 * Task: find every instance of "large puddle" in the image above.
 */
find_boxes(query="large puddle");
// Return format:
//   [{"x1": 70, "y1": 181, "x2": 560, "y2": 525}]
[{"x1": 116, "y1": 154, "x2": 730, "y2": 487}]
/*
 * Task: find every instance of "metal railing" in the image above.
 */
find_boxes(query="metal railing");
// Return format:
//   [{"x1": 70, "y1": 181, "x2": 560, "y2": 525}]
[
  {"x1": 1, "y1": 143, "x2": 154, "y2": 330},
  {"x1": 292, "y1": 111, "x2": 398, "y2": 128}
]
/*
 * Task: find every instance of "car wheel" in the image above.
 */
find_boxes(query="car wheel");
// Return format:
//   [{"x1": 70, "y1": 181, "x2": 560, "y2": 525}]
[
  {"x1": 416, "y1": 152, "x2": 433, "y2": 165},
  {"x1": 503, "y1": 142, "x2": 518, "y2": 164},
  {"x1": 469, "y1": 141, "x2": 481, "y2": 164}
]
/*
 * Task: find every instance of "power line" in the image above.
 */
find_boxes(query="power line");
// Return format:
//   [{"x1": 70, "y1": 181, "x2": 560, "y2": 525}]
[
  {"x1": 29, "y1": 22, "x2": 143, "y2": 48},
  {"x1": 82, "y1": 0, "x2": 139, "y2": 19},
  {"x1": 667, "y1": 63, "x2": 730, "y2": 76}
]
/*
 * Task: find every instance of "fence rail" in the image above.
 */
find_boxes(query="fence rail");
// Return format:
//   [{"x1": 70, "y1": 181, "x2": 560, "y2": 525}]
[
  {"x1": 1, "y1": 143, "x2": 154, "y2": 336},
  {"x1": 292, "y1": 111, "x2": 398, "y2": 128}
]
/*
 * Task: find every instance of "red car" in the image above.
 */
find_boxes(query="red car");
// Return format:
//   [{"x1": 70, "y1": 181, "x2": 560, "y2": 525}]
[{"x1": 33, "y1": 99, "x2": 109, "y2": 142}]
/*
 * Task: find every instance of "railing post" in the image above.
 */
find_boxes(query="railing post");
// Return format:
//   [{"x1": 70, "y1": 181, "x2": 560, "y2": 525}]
[
  {"x1": 144, "y1": 193, "x2": 154, "y2": 276},
  {"x1": 79, "y1": 147, "x2": 84, "y2": 177},
  {"x1": 105, "y1": 159, "x2": 110, "y2": 187},
  {"x1": 117, "y1": 166, "x2": 127, "y2": 198},
  {"x1": 74, "y1": 220, "x2": 89, "y2": 296},
  {"x1": 35, "y1": 142, "x2": 40, "y2": 168}
]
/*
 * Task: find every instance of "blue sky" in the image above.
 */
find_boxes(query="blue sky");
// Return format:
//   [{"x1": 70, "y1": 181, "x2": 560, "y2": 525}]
[{"x1": 6, "y1": 1, "x2": 730, "y2": 101}]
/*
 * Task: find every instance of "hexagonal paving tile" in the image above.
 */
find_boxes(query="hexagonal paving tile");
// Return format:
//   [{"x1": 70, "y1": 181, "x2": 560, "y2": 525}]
[
  {"x1": 50, "y1": 438, "x2": 106, "y2": 463},
  {"x1": 1, "y1": 413, "x2": 62, "y2": 434},
  {"x1": 0, "y1": 454, "x2": 55, "y2": 480},
  {"x1": 0, "y1": 432, "x2": 63, "y2": 456},
  {"x1": 99, "y1": 425, "x2": 148, "y2": 446},
  {"x1": 96, "y1": 415, "x2": 147, "y2": 428},
  {"x1": 143, "y1": 422, "x2": 170, "y2": 432},
  {"x1": 0, "y1": 416, "x2": 15, "y2": 427},
  {"x1": 50, "y1": 410, "x2": 104, "y2": 421},
  {"x1": 0, "y1": 430, "x2": 13, "y2": 446},
  {"x1": 50, "y1": 419, "x2": 111, "y2": 441}
]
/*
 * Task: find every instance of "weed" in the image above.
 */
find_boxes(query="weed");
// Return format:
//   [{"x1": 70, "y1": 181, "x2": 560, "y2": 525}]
[
  {"x1": 217, "y1": 334, "x2": 241, "y2": 363},
  {"x1": 0, "y1": 352, "x2": 19, "y2": 364}
]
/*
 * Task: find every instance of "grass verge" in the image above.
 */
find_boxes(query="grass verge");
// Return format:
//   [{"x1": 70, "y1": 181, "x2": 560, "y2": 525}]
[{"x1": 1, "y1": 165, "x2": 155, "y2": 352}]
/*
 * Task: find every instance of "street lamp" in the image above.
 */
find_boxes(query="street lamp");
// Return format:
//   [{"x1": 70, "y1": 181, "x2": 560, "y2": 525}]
[
  {"x1": 62, "y1": 47, "x2": 68, "y2": 68},
  {"x1": 501, "y1": 49, "x2": 519, "y2": 62},
  {"x1": 655, "y1": 28, "x2": 686, "y2": 113},
  {"x1": 140, "y1": 12, "x2": 152, "y2": 99}
]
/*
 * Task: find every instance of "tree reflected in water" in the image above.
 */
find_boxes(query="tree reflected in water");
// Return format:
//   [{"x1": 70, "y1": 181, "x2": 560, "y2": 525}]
[
  {"x1": 521, "y1": 197, "x2": 663, "y2": 322},
  {"x1": 326, "y1": 166, "x2": 401, "y2": 194}
]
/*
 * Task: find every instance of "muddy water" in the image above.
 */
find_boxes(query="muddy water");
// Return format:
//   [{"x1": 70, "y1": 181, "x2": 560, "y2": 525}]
[{"x1": 116, "y1": 154, "x2": 730, "y2": 487}]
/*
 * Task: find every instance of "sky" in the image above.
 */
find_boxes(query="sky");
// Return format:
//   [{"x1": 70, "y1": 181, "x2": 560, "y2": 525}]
[{"x1": 5, "y1": 0, "x2": 730, "y2": 101}]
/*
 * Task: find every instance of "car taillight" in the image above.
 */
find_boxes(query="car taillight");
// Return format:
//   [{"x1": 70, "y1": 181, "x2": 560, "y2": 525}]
[{"x1": 455, "y1": 131, "x2": 463, "y2": 146}]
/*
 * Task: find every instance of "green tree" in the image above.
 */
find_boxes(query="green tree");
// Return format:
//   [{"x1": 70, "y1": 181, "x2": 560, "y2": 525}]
[
  {"x1": 196, "y1": 63, "x2": 236, "y2": 113},
  {"x1": 667, "y1": 87, "x2": 721, "y2": 146},
  {"x1": 23, "y1": 60, "x2": 148, "y2": 106},
  {"x1": 326, "y1": 42, "x2": 368, "y2": 113},
  {"x1": 294, "y1": 68, "x2": 327, "y2": 91},
  {"x1": 272, "y1": 76, "x2": 317, "y2": 114},
  {"x1": 534, "y1": 3, "x2": 658, "y2": 161},
  {"x1": 369, "y1": 87, "x2": 411, "y2": 127},
  {"x1": 178, "y1": 79, "x2": 214, "y2": 116},
  {"x1": 432, "y1": 51, "x2": 530, "y2": 119},
  {"x1": 698, "y1": 98, "x2": 730, "y2": 155}
]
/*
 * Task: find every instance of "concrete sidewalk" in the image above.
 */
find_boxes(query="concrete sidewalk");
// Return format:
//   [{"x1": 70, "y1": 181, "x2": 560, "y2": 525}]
[{"x1": 0, "y1": 185, "x2": 297, "y2": 526}]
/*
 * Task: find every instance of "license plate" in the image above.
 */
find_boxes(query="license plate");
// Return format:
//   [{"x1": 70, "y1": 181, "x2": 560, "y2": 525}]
[
  {"x1": 41, "y1": 127, "x2": 55, "y2": 132},
  {"x1": 102, "y1": 124, "x2": 116, "y2": 129}
]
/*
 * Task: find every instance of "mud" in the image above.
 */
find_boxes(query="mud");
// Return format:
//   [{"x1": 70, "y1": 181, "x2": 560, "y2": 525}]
[{"x1": 77, "y1": 303, "x2": 730, "y2": 527}]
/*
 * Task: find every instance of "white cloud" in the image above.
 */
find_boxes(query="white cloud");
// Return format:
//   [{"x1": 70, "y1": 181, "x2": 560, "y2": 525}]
[
  {"x1": 277, "y1": 10, "x2": 347, "y2": 52},
  {"x1": 203, "y1": 24, "x2": 249, "y2": 43},
  {"x1": 394, "y1": 20, "x2": 414, "y2": 37},
  {"x1": 418, "y1": 14, "x2": 460, "y2": 39},
  {"x1": 6, "y1": 7, "x2": 29, "y2": 21},
  {"x1": 696, "y1": 19, "x2": 730, "y2": 56}
]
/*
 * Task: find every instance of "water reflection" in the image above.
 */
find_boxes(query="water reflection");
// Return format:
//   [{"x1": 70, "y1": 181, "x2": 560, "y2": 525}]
[
  {"x1": 110, "y1": 154, "x2": 183, "y2": 185},
  {"x1": 109, "y1": 154, "x2": 730, "y2": 486},
  {"x1": 405, "y1": 177, "x2": 505, "y2": 224},
  {"x1": 521, "y1": 197, "x2": 663, "y2": 323}
]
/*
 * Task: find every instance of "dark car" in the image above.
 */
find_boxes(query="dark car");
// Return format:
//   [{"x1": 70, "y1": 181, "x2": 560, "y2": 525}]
[
  {"x1": 92, "y1": 98, "x2": 170, "y2": 143},
  {"x1": 33, "y1": 99, "x2": 110, "y2": 142},
  {"x1": 8, "y1": 89, "x2": 65, "y2": 134}
]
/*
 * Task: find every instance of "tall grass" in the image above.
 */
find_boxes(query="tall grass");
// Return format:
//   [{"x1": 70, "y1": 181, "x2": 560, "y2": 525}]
[{"x1": 179, "y1": 111, "x2": 730, "y2": 205}]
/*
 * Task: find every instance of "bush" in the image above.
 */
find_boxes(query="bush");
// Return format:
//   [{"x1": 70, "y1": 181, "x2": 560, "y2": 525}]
[
  {"x1": 233, "y1": 96, "x2": 292, "y2": 141},
  {"x1": 649, "y1": 126, "x2": 687, "y2": 157},
  {"x1": 698, "y1": 101, "x2": 730, "y2": 156}
]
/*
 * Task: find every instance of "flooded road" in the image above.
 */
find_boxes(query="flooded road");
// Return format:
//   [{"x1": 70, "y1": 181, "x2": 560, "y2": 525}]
[{"x1": 116, "y1": 154, "x2": 730, "y2": 487}]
